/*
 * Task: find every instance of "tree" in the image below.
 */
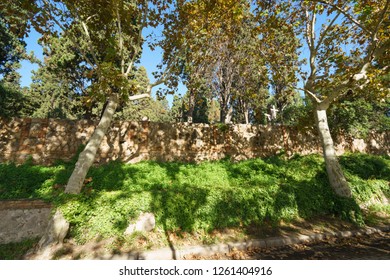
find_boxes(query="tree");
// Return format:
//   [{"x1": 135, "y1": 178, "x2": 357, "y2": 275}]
[
  {"x1": 19, "y1": 0, "x2": 169, "y2": 253},
  {"x1": 115, "y1": 66, "x2": 173, "y2": 122},
  {"x1": 0, "y1": 2, "x2": 28, "y2": 77},
  {"x1": 0, "y1": 82, "x2": 25, "y2": 117},
  {"x1": 26, "y1": 33, "x2": 89, "y2": 119},
  {"x1": 29, "y1": 0, "x2": 169, "y2": 193},
  {"x1": 255, "y1": 0, "x2": 390, "y2": 197},
  {"x1": 329, "y1": 93, "x2": 390, "y2": 138},
  {"x1": 173, "y1": 89, "x2": 211, "y2": 123},
  {"x1": 160, "y1": 0, "x2": 268, "y2": 124},
  {"x1": 0, "y1": 1, "x2": 34, "y2": 118},
  {"x1": 170, "y1": 94, "x2": 185, "y2": 122}
]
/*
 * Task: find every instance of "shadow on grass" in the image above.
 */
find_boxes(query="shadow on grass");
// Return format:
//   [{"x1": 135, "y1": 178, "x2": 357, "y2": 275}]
[
  {"x1": 220, "y1": 157, "x2": 364, "y2": 234},
  {"x1": 53, "y1": 161, "x2": 210, "y2": 258},
  {"x1": 0, "y1": 161, "x2": 61, "y2": 200},
  {"x1": 1, "y1": 153, "x2": 386, "y2": 258},
  {"x1": 339, "y1": 153, "x2": 390, "y2": 180},
  {"x1": 149, "y1": 183, "x2": 209, "y2": 259},
  {"x1": 0, "y1": 238, "x2": 39, "y2": 260}
]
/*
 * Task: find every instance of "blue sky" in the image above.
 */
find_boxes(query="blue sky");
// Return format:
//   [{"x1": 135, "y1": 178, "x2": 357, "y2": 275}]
[{"x1": 19, "y1": 29, "x2": 42, "y2": 87}]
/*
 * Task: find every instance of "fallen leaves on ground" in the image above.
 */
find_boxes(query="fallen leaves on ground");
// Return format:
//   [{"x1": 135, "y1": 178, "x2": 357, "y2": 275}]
[{"x1": 185, "y1": 232, "x2": 390, "y2": 260}]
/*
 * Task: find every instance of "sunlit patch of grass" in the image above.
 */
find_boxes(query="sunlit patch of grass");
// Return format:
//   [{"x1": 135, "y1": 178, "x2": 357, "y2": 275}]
[{"x1": 1, "y1": 153, "x2": 389, "y2": 244}]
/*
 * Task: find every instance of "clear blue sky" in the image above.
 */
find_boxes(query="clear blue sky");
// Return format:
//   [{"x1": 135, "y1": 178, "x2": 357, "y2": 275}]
[
  {"x1": 19, "y1": 29, "x2": 42, "y2": 87},
  {"x1": 18, "y1": 27, "x2": 184, "y2": 106}
]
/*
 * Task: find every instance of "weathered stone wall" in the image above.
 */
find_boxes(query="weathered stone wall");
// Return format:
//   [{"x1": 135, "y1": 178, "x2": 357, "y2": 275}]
[
  {"x1": 0, "y1": 118, "x2": 389, "y2": 165},
  {"x1": 0, "y1": 200, "x2": 52, "y2": 244}
]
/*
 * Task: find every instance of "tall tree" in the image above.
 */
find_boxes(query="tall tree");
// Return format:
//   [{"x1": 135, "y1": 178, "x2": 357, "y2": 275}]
[
  {"x1": 0, "y1": 1, "x2": 29, "y2": 77},
  {"x1": 116, "y1": 66, "x2": 174, "y2": 122},
  {"x1": 29, "y1": 0, "x2": 168, "y2": 194},
  {"x1": 21, "y1": 0, "x2": 169, "y2": 253},
  {"x1": 0, "y1": 1, "x2": 33, "y2": 117},
  {"x1": 255, "y1": 0, "x2": 390, "y2": 197},
  {"x1": 160, "y1": 0, "x2": 267, "y2": 124},
  {"x1": 170, "y1": 94, "x2": 185, "y2": 122},
  {"x1": 26, "y1": 33, "x2": 89, "y2": 119}
]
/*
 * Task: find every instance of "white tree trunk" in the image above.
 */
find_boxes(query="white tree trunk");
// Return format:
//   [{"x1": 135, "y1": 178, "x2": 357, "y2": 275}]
[
  {"x1": 244, "y1": 109, "x2": 249, "y2": 125},
  {"x1": 315, "y1": 108, "x2": 352, "y2": 198},
  {"x1": 224, "y1": 106, "x2": 233, "y2": 124},
  {"x1": 65, "y1": 97, "x2": 118, "y2": 194}
]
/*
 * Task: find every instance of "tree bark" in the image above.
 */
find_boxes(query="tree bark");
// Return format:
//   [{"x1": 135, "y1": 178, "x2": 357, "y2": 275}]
[
  {"x1": 315, "y1": 107, "x2": 352, "y2": 198},
  {"x1": 244, "y1": 109, "x2": 249, "y2": 125},
  {"x1": 65, "y1": 96, "x2": 119, "y2": 194},
  {"x1": 225, "y1": 106, "x2": 233, "y2": 124},
  {"x1": 187, "y1": 90, "x2": 195, "y2": 123}
]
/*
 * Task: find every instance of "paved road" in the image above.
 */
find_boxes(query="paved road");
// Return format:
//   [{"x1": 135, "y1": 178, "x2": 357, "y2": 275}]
[
  {"x1": 192, "y1": 231, "x2": 390, "y2": 260},
  {"x1": 250, "y1": 231, "x2": 390, "y2": 260}
]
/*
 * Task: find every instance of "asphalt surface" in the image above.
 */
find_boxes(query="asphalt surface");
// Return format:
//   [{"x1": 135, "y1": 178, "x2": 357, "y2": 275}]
[{"x1": 189, "y1": 231, "x2": 390, "y2": 260}]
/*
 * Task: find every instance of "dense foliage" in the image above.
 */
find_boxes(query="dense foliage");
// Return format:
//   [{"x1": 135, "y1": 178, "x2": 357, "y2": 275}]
[
  {"x1": 1, "y1": 153, "x2": 388, "y2": 243},
  {"x1": 0, "y1": 1, "x2": 387, "y2": 132},
  {"x1": 0, "y1": 0, "x2": 388, "y2": 250}
]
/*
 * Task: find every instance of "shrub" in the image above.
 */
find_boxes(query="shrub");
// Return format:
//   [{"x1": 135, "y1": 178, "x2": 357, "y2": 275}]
[{"x1": 0, "y1": 153, "x2": 388, "y2": 243}]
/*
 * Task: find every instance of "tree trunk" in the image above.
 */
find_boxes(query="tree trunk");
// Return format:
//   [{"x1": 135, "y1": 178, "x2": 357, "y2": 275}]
[
  {"x1": 220, "y1": 96, "x2": 233, "y2": 124},
  {"x1": 187, "y1": 90, "x2": 195, "y2": 123},
  {"x1": 225, "y1": 106, "x2": 233, "y2": 124},
  {"x1": 315, "y1": 107, "x2": 352, "y2": 198},
  {"x1": 244, "y1": 109, "x2": 249, "y2": 125},
  {"x1": 33, "y1": 96, "x2": 119, "y2": 258},
  {"x1": 241, "y1": 99, "x2": 249, "y2": 124},
  {"x1": 65, "y1": 97, "x2": 118, "y2": 193},
  {"x1": 220, "y1": 102, "x2": 227, "y2": 123}
]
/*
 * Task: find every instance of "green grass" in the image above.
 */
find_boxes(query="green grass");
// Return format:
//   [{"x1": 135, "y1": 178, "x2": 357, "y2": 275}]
[
  {"x1": 0, "y1": 239, "x2": 38, "y2": 260},
  {"x1": 0, "y1": 153, "x2": 389, "y2": 244}
]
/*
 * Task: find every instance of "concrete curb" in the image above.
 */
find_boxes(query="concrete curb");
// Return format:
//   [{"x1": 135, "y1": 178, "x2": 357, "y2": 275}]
[{"x1": 99, "y1": 225, "x2": 390, "y2": 260}]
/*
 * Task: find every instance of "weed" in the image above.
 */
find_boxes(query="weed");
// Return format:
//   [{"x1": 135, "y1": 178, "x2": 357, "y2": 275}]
[
  {"x1": 0, "y1": 153, "x2": 388, "y2": 244},
  {"x1": 0, "y1": 239, "x2": 38, "y2": 260}
]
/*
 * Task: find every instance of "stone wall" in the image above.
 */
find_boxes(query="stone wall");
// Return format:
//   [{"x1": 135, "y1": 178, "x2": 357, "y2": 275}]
[
  {"x1": 0, "y1": 118, "x2": 389, "y2": 165},
  {"x1": 0, "y1": 200, "x2": 52, "y2": 244}
]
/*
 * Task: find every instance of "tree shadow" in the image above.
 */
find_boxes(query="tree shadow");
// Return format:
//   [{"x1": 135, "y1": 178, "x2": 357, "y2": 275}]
[
  {"x1": 149, "y1": 182, "x2": 209, "y2": 259},
  {"x1": 0, "y1": 160, "x2": 59, "y2": 201},
  {"x1": 218, "y1": 155, "x2": 365, "y2": 238},
  {"x1": 339, "y1": 153, "x2": 390, "y2": 180},
  {"x1": 3, "y1": 152, "x2": 387, "y2": 259},
  {"x1": 52, "y1": 161, "x2": 210, "y2": 259}
]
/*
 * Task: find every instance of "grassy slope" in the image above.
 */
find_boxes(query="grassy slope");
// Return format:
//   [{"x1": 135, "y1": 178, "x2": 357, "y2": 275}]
[{"x1": 0, "y1": 153, "x2": 389, "y2": 244}]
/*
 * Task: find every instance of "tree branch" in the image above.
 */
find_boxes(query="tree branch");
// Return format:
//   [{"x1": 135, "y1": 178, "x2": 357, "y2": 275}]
[
  {"x1": 317, "y1": 0, "x2": 373, "y2": 36},
  {"x1": 315, "y1": 11, "x2": 341, "y2": 53},
  {"x1": 125, "y1": 1, "x2": 149, "y2": 76},
  {"x1": 304, "y1": 7, "x2": 315, "y2": 50},
  {"x1": 116, "y1": 5, "x2": 125, "y2": 75},
  {"x1": 40, "y1": 0, "x2": 97, "y2": 68},
  {"x1": 313, "y1": 0, "x2": 389, "y2": 109},
  {"x1": 80, "y1": 20, "x2": 99, "y2": 65},
  {"x1": 294, "y1": 86, "x2": 322, "y2": 104},
  {"x1": 372, "y1": 0, "x2": 390, "y2": 38},
  {"x1": 146, "y1": 76, "x2": 167, "y2": 95},
  {"x1": 128, "y1": 93, "x2": 150, "y2": 101},
  {"x1": 304, "y1": 7, "x2": 319, "y2": 83}
]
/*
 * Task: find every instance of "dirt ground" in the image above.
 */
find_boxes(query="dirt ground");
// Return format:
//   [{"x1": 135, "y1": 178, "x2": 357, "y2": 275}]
[{"x1": 24, "y1": 215, "x2": 390, "y2": 260}]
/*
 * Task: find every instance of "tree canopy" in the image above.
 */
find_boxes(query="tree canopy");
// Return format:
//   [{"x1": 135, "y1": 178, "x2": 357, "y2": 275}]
[{"x1": 1, "y1": 0, "x2": 389, "y2": 257}]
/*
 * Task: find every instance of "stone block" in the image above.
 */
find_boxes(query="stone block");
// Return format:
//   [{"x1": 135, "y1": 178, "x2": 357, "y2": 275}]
[
  {"x1": 0, "y1": 201, "x2": 52, "y2": 244},
  {"x1": 1, "y1": 118, "x2": 389, "y2": 165},
  {"x1": 124, "y1": 212, "x2": 156, "y2": 235}
]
